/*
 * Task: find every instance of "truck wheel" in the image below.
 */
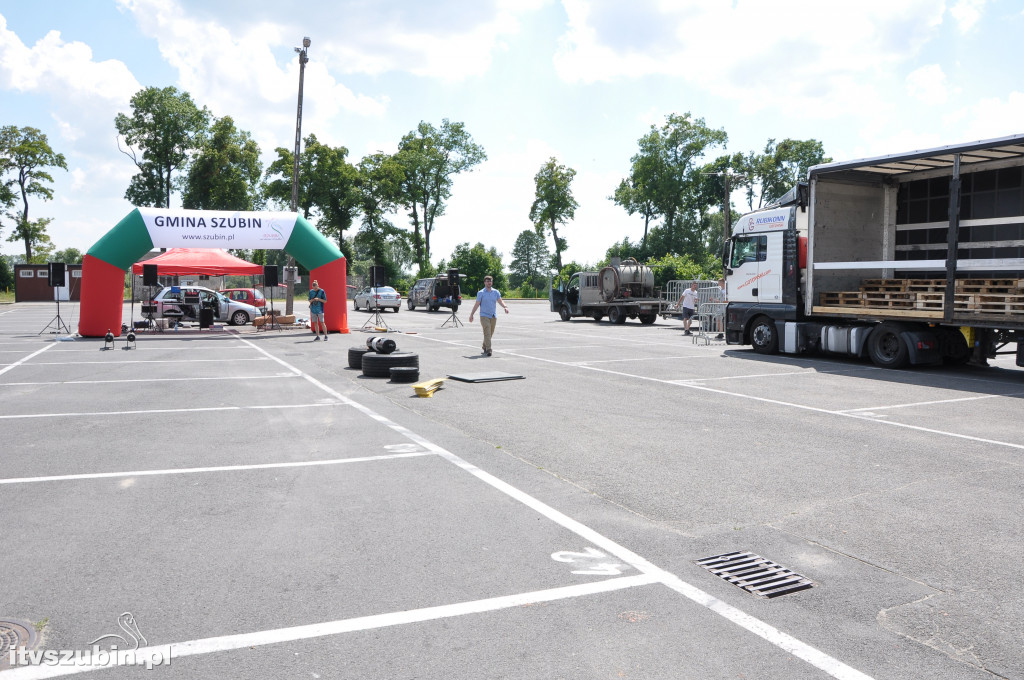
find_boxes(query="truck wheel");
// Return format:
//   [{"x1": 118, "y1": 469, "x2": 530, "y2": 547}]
[
  {"x1": 608, "y1": 306, "x2": 627, "y2": 324},
  {"x1": 639, "y1": 313, "x2": 656, "y2": 325},
  {"x1": 750, "y1": 316, "x2": 779, "y2": 354},
  {"x1": 592, "y1": 312, "x2": 604, "y2": 322},
  {"x1": 867, "y1": 324, "x2": 909, "y2": 368},
  {"x1": 559, "y1": 305, "x2": 571, "y2": 321}
]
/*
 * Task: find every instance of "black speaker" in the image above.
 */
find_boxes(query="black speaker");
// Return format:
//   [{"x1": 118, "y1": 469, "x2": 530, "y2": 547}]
[
  {"x1": 142, "y1": 263, "x2": 158, "y2": 287},
  {"x1": 264, "y1": 265, "x2": 279, "y2": 288},
  {"x1": 47, "y1": 262, "x2": 66, "y2": 287},
  {"x1": 370, "y1": 265, "x2": 385, "y2": 287},
  {"x1": 447, "y1": 268, "x2": 460, "y2": 297}
]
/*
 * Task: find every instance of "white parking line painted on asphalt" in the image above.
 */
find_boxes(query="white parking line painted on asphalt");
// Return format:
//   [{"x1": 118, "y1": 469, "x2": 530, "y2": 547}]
[
  {"x1": 501, "y1": 348, "x2": 1024, "y2": 454},
  {"x1": 837, "y1": 391, "x2": 1024, "y2": 413},
  {"x1": 0, "y1": 373, "x2": 298, "y2": 386},
  {"x1": 0, "y1": 576, "x2": 661, "y2": 680},
  {"x1": 0, "y1": 343, "x2": 56, "y2": 378},
  {"x1": 572, "y1": 355, "x2": 710, "y2": 365},
  {"x1": 0, "y1": 451, "x2": 431, "y2": 485},
  {"x1": 20, "y1": 358, "x2": 273, "y2": 366},
  {"x1": 234, "y1": 336, "x2": 876, "y2": 680},
  {"x1": 0, "y1": 402, "x2": 342, "y2": 420}
]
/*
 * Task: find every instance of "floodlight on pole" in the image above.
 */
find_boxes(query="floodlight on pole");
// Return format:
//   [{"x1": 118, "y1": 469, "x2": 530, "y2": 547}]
[{"x1": 286, "y1": 36, "x2": 310, "y2": 315}]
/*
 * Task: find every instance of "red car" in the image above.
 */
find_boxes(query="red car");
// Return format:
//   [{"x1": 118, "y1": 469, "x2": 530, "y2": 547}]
[{"x1": 221, "y1": 288, "x2": 267, "y2": 314}]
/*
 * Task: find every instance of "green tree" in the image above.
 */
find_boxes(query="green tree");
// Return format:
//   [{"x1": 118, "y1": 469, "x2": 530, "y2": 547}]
[
  {"x1": 354, "y1": 152, "x2": 407, "y2": 282},
  {"x1": 181, "y1": 116, "x2": 263, "y2": 211},
  {"x1": 0, "y1": 126, "x2": 67, "y2": 262},
  {"x1": 0, "y1": 254, "x2": 12, "y2": 291},
  {"x1": 306, "y1": 137, "x2": 361, "y2": 256},
  {"x1": 529, "y1": 157, "x2": 578, "y2": 272},
  {"x1": 448, "y1": 242, "x2": 506, "y2": 294},
  {"x1": 737, "y1": 138, "x2": 830, "y2": 210},
  {"x1": 52, "y1": 247, "x2": 84, "y2": 264},
  {"x1": 611, "y1": 136, "x2": 662, "y2": 254},
  {"x1": 395, "y1": 119, "x2": 487, "y2": 266},
  {"x1": 508, "y1": 229, "x2": 550, "y2": 290},
  {"x1": 264, "y1": 141, "x2": 315, "y2": 217},
  {"x1": 115, "y1": 86, "x2": 210, "y2": 208}
]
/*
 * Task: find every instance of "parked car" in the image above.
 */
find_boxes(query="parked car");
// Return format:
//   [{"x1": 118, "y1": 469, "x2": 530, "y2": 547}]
[
  {"x1": 407, "y1": 275, "x2": 463, "y2": 311},
  {"x1": 353, "y1": 286, "x2": 401, "y2": 312},
  {"x1": 147, "y1": 285, "x2": 261, "y2": 326},
  {"x1": 221, "y1": 288, "x2": 267, "y2": 314}
]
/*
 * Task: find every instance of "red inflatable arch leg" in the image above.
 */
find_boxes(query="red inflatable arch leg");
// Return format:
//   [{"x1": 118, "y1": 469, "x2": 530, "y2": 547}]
[
  {"x1": 311, "y1": 258, "x2": 348, "y2": 334},
  {"x1": 79, "y1": 254, "x2": 127, "y2": 337}
]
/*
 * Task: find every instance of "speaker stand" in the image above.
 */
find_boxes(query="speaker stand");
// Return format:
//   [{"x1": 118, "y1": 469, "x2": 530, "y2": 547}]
[
  {"x1": 39, "y1": 297, "x2": 71, "y2": 335},
  {"x1": 361, "y1": 304, "x2": 391, "y2": 331},
  {"x1": 440, "y1": 308, "x2": 464, "y2": 329},
  {"x1": 257, "y1": 286, "x2": 281, "y2": 332}
]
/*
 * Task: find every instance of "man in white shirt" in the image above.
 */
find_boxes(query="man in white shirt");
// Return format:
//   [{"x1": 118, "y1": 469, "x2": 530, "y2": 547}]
[{"x1": 677, "y1": 281, "x2": 699, "y2": 336}]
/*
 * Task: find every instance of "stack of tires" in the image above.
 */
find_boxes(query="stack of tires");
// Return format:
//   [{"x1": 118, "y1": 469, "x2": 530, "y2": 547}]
[{"x1": 348, "y1": 336, "x2": 420, "y2": 383}]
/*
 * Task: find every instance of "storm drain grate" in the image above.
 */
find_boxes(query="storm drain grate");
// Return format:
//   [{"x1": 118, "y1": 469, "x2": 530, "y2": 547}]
[
  {"x1": 696, "y1": 551, "x2": 815, "y2": 598},
  {"x1": 0, "y1": 619, "x2": 39, "y2": 669}
]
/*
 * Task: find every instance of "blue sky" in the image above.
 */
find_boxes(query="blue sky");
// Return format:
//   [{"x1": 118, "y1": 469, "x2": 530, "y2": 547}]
[{"x1": 1, "y1": 0, "x2": 1022, "y2": 268}]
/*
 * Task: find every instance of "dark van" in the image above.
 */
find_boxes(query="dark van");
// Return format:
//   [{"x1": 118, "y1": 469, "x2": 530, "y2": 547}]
[{"x1": 407, "y1": 275, "x2": 463, "y2": 311}]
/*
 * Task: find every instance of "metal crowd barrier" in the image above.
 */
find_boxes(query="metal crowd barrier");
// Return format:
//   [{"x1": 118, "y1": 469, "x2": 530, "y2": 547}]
[
  {"x1": 693, "y1": 302, "x2": 727, "y2": 344},
  {"x1": 662, "y1": 280, "x2": 726, "y2": 319}
]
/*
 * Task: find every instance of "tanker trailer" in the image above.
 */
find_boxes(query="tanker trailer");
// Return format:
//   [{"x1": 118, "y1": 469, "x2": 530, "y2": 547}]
[{"x1": 550, "y1": 257, "x2": 666, "y2": 324}]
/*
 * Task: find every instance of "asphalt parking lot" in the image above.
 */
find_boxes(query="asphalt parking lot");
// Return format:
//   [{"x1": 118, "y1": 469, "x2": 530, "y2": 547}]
[{"x1": 1, "y1": 298, "x2": 1022, "y2": 679}]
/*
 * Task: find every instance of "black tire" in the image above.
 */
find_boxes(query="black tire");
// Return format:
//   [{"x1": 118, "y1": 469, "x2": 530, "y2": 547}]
[
  {"x1": 362, "y1": 351, "x2": 420, "y2": 378},
  {"x1": 393, "y1": 306, "x2": 399, "y2": 313},
  {"x1": 559, "y1": 305, "x2": 571, "y2": 321},
  {"x1": 389, "y1": 366, "x2": 420, "y2": 383},
  {"x1": 230, "y1": 310, "x2": 249, "y2": 326},
  {"x1": 353, "y1": 299, "x2": 359, "y2": 311},
  {"x1": 592, "y1": 312, "x2": 604, "y2": 322},
  {"x1": 347, "y1": 346, "x2": 371, "y2": 369},
  {"x1": 868, "y1": 324, "x2": 909, "y2": 368},
  {"x1": 639, "y1": 313, "x2": 656, "y2": 325},
  {"x1": 408, "y1": 299, "x2": 415, "y2": 310},
  {"x1": 429, "y1": 304, "x2": 439, "y2": 312},
  {"x1": 750, "y1": 316, "x2": 779, "y2": 354},
  {"x1": 608, "y1": 306, "x2": 627, "y2": 324}
]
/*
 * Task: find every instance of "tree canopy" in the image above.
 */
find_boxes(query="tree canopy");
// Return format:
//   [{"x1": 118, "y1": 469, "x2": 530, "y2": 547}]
[
  {"x1": 115, "y1": 86, "x2": 210, "y2": 208},
  {"x1": 447, "y1": 241, "x2": 506, "y2": 294},
  {"x1": 395, "y1": 119, "x2": 486, "y2": 267},
  {"x1": 181, "y1": 116, "x2": 263, "y2": 211},
  {"x1": 0, "y1": 125, "x2": 67, "y2": 262},
  {"x1": 508, "y1": 229, "x2": 550, "y2": 291},
  {"x1": 529, "y1": 157, "x2": 578, "y2": 272}
]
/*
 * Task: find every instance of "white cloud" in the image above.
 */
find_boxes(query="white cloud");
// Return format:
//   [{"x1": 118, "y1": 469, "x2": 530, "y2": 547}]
[
  {"x1": 119, "y1": 0, "x2": 388, "y2": 135},
  {"x1": 949, "y1": 0, "x2": 987, "y2": 32},
  {"x1": 0, "y1": 15, "x2": 140, "y2": 103},
  {"x1": 553, "y1": 0, "x2": 946, "y2": 118},
  {"x1": 906, "y1": 64, "x2": 949, "y2": 104}
]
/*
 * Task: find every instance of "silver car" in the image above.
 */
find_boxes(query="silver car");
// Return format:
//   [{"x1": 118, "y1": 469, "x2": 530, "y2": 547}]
[
  {"x1": 148, "y1": 286, "x2": 261, "y2": 326},
  {"x1": 353, "y1": 286, "x2": 401, "y2": 312}
]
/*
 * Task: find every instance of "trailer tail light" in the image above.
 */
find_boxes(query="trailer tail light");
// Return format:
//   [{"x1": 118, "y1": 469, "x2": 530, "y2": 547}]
[{"x1": 917, "y1": 340, "x2": 935, "y2": 350}]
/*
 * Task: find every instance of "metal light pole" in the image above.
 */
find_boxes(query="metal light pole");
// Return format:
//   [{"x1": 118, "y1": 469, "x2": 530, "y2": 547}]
[{"x1": 286, "y1": 36, "x2": 310, "y2": 315}]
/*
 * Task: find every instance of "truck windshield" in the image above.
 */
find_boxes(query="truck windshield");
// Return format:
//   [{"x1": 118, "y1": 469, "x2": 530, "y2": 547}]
[{"x1": 730, "y1": 235, "x2": 766, "y2": 268}]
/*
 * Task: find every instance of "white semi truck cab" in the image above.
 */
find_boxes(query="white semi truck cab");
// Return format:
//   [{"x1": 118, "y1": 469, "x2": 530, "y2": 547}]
[{"x1": 724, "y1": 134, "x2": 1024, "y2": 370}]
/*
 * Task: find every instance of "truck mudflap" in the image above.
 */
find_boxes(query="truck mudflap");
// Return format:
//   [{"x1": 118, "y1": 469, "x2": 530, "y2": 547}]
[{"x1": 900, "y1": 329, "x2": 943, "y2": 366}]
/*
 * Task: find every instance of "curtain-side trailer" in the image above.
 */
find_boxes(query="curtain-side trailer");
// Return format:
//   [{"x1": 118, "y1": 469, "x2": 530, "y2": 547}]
[{"x1": 724, "y1": 134, "x2": 1024, "y2": 370}]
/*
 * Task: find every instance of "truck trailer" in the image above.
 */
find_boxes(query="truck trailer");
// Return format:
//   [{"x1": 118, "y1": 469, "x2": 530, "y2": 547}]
[{"x1": 724, "y1": 133, "x2": 1024, "y2": 369}]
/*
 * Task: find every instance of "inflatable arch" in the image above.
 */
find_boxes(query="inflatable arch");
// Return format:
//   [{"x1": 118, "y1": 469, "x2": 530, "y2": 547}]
[{"x1": 78, "y1": 208, "x2": 348, "y2": 337}]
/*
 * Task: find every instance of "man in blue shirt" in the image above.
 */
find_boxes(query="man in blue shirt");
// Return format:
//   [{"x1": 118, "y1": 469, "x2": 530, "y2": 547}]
[
  {"x1": 308, "y1": 279, "x2": 327, "y2": 341},
  {"x1": 468, "y1": 275, "x2": 509, "y2": 356}
]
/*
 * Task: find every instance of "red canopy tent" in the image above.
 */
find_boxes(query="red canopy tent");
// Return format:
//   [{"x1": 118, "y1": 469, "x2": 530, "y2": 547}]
[{"x1": 131, "y1": 248, "x2": 264, "y2": 276}]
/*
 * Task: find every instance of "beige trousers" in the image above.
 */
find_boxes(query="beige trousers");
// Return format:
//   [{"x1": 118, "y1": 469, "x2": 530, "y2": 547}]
[{"x1": 480, "y1": 316, "x2": 497, "y2": 352}]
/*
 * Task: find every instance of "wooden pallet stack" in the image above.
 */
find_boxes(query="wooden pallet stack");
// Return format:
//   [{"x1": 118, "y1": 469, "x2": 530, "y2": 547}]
[{"x1": 819, "y1": 278, "x2": 1024, "y2": 316}]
